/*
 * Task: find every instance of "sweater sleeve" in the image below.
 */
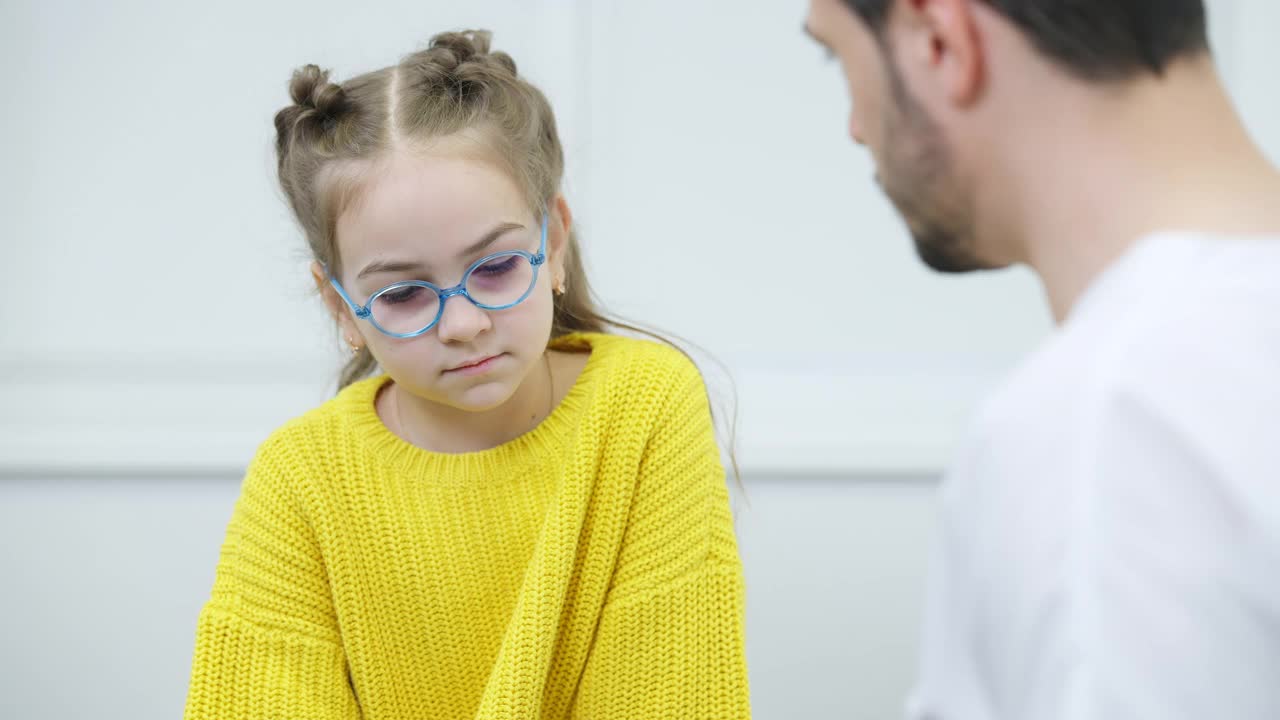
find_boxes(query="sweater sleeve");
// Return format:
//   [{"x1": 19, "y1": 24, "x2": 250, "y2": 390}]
[
  {"x1": 184, "y1": 434, "x2": 360, "y2": 720},
  {"x1": 571, "y1": 356, "x2": 752, "y2": 719}
]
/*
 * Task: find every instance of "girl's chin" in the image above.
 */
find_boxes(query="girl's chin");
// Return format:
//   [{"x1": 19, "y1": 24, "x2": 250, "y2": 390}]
[{"x1": 440, "y1": 380, "x2": 522, "y2": 414}]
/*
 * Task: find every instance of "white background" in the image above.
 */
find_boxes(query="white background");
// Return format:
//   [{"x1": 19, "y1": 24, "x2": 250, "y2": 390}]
[{"x1": 1, "y1": 1, "x2": 1276, "y2": 718}]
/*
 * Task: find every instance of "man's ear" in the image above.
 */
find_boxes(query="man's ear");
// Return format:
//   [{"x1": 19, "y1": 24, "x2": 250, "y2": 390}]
[{"x1": 896, "y1": 0, "x2": 986, "y2": 106}]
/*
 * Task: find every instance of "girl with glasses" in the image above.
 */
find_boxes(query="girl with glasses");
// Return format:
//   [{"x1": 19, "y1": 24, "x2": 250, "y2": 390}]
[{"x1": 183, "y1": 30, "x2": 749, "y2": 720}]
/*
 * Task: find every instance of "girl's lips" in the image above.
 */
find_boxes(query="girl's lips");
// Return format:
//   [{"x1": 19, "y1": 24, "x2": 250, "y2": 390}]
[{"x1": 445, "y1": 354, "x2": 504, "y2": 376}]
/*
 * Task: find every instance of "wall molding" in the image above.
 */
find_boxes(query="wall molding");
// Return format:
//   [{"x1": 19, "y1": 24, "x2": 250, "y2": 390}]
[{"x1": 0, "y1": 352, "x2": 1011, "y2": 477}]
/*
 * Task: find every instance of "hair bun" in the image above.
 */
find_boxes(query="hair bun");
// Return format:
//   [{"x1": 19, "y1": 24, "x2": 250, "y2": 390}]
[
  {"x1": 402, "y1": 30, "x2": 519, "y2": 102},
  {"x1": 274, "y1": 64, "x2": 350, "y2": 170},
  {"x1": 431, "y1": 30, "x2": 491, "y2": 65},
  {"x1": 288, "y1": 64, "x2": 348, "y2": 120}
]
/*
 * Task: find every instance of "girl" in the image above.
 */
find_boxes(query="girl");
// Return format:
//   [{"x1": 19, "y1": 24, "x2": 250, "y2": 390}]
[{"x1": 184, "y1": 30, "x2": 750, "y2": 720}]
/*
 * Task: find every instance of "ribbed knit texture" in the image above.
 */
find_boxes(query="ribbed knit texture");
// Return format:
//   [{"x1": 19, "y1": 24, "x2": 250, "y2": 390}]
[{"x1": 184, "y1": 333, "x2": 750, "y2": 719}]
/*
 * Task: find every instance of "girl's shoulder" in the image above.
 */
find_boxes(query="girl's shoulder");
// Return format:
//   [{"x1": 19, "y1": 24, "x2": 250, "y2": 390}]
[
  {"x1": 557, "y1": 331, "x2": 708, "y2": 407},
  {"x1": 561, "y1": 328, "x2": 700, "y2": 372},
  {"x1": 563, "y1": 329, "x2": 699, "y2": 369},
  {"x1": 247, "y1": 375, "x2": 385, "y2": 474}
]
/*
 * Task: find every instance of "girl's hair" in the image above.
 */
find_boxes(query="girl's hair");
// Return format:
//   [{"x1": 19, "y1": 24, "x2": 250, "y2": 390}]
[
  {"x1": 273, "y1": 29, "x2": 609, "y2": 389},
  {"x1": 273, "y1": 30, "x2": 740, "y2": 485}
]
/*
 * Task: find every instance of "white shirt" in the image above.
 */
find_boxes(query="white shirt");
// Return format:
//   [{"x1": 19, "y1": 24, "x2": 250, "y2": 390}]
[{"x1": 908, "y1": 233, "x2": 1280, "y2": 720}]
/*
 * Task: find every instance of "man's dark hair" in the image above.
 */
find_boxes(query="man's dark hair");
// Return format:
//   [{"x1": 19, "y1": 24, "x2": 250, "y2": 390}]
[{"x1": 843, "y1": 0, "x2": 1209, "y2": 81}]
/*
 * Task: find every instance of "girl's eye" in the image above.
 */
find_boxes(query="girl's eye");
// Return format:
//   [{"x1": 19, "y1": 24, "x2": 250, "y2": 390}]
[
  {"x1": 380, "y1": 286, "x2": 427, "y2": 305},
  {"x1": 474, "y1": 256, "x2": 520, "y2": 276}
]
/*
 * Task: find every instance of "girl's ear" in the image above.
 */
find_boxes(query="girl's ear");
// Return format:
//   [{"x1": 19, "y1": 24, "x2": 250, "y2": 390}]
[
  {"x1": 549, "y1": 193, "x2": 574, "y2": 283},
  {"x1": 311, "y1": 261, "x2": 366, "y2": 350}
]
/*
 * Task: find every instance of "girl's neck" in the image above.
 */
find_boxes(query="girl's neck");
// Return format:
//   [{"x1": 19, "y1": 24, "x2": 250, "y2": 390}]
[
  {"x1": 379, "y1": 349, "x2": 590, "y2": 454},
  {"x1": 385, "y1": 352, "x2": 553, "y2": 453}
]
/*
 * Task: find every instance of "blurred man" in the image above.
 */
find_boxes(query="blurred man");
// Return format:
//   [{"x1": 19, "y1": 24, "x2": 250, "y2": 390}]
[{"x1": 804, "y1": 1, "x2": 1280, "y2": 717}]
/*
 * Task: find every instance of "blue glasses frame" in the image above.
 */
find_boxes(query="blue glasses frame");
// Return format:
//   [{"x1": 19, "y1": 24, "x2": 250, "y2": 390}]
[{"x1": 328, "y1": 213, "x2": 548, "y2": 339}]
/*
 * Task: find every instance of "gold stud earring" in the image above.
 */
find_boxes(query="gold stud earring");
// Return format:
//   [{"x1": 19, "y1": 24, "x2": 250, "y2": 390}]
[
  {"x1": 554, "y1": 277, "x2": 567, "y2": 295},
  {"x1": 346, "y1": 337, "x2": 362, "y2": 354}
]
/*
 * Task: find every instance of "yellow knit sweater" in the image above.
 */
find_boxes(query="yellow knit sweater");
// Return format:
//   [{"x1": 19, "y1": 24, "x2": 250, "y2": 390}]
[{"x1": 184, "y1": 333, "x2": 750, "y2": 719}]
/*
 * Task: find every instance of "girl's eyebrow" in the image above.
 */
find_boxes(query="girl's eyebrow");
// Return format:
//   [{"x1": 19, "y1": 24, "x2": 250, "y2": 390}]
[
  {"x1": 457, "y1": 221, "x2": 525, "y2": 259},
  {"x1": 355, "y1": 221, "x2": 526, "y2": 280}
]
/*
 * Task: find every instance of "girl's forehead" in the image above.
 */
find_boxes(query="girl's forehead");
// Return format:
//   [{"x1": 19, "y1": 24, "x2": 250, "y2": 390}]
[
  {"x1": 339, "y1": 153, "x2": 529, "y2": 245},
  {"x1": 372, "y1": 151, "x2": 526, "y2": 217}
]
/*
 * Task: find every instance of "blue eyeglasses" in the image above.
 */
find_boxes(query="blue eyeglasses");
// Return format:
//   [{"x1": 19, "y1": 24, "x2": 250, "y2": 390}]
[{"x1": 328, "y1": 213, "x2": 548, "y2": 338}]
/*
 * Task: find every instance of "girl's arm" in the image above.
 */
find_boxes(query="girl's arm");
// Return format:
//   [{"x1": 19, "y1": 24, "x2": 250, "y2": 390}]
[
  {"x1": 184, "y1": 435, "x2": 359, "y2": 720},
  {"x1": 572, "y1": 359, "x2": 751, "y2": 719}
]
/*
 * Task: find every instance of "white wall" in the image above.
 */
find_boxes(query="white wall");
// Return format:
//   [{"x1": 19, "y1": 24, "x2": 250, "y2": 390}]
[
  {"x1": 0, "y1": 0, "x2": 1058, "y2": 476},
  {"x1": 2, "y1": 1, "x2": 1277, "y2": 719}
]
